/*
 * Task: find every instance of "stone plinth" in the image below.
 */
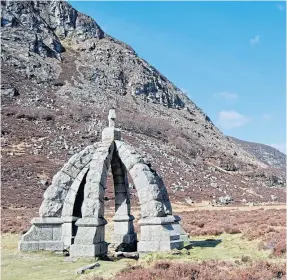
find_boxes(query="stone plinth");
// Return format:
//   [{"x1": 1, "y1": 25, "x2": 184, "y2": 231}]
[
  {"x1": 137, "y1": 216, "x2": 184, "y2": 252},
  {"x1": 70, "y1": 217, "x2": 108, "y2": 257},
  {"x1": 18, "y1": 217, "x2": 64, "y2": 251},
  {"x1": 111, "y1": 214, "x2": 137, "y2": 252}
]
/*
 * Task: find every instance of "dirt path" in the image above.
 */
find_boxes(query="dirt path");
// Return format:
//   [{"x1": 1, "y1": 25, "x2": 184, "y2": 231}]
[{"x1": 171, "y1": 202, "x2": 286, "y2": 213}]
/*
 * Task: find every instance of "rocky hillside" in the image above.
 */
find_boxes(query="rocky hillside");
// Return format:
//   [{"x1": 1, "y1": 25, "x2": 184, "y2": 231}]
[
  {"x1": 229, "y1": 137, "x2": 286, "y2": 169},
  {"x1": 1, "y1": 0, "x2": 286, "y2": 212}
]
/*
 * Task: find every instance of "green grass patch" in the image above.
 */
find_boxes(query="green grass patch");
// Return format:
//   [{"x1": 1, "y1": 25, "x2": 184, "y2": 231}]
[
  {"x1": 142, "y1": 233, "x2": 272, "y2": 263},
  {"x1": 1, "y1": 234, "x2": 135, "y2": 280}
]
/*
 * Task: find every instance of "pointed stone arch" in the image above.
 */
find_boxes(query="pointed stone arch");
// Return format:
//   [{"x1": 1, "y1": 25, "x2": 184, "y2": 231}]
[{"x1": 19, "y1": 109, "x2": 189, "y2": 256}]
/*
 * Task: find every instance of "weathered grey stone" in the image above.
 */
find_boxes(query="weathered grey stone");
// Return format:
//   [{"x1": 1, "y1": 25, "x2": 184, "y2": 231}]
[
  {"x1": 70, "y1": 243, "x2": 107, "y2": 257},
  {"x1": 1, "y1": 87, "x2": 19, "y2": 98},
  {"x1": 76, "y1": 263, "x2": 100, "y2": 274},
  {"x1": 38, "y1": 241, "x2": 64, "y2": 251},
  {"x1": 140, "y1": 200, "x2": 165, "y2": 217},
  {"x1": 18, "y1": 241, "x2": 39, "y2": 251},
  {"x1": 137, "y1": 240, "x2": 184, "y2": 252},
  {"x1": 62, "y1": 216, "x2": 79, "y2": 247}
]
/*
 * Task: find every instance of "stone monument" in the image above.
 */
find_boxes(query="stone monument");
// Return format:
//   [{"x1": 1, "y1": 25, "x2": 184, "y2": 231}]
[{"x1": 19, "y1": 109, "x2": 189, "y2": 257}]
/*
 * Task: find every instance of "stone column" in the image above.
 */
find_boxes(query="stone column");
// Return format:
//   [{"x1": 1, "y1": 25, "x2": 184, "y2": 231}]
[
  {"x1": 70, "y1": 142, "x2": 113, "y2": 257},
  {"x1": 70, "y1": 217, "x2": 108, "y2": 257},
  {"x1": 110, "y1": 152, "x2": 137, "y2": 252},
  {"x1": 137, "y1": 216, "x2": 184, "y2": 252}
]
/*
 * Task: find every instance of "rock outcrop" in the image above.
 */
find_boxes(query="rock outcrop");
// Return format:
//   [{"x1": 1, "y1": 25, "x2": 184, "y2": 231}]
[{"x1": 229, "y1": 137, "x2": 286, "y2": 169}]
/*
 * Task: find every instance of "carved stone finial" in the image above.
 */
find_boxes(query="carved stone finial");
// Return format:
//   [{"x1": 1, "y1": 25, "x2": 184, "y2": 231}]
[{"x1": 108, "y1": 108, "x2": 116, "y2": 128}]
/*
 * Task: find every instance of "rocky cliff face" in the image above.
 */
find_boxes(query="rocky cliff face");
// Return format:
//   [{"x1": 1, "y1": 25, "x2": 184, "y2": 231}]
[
  {"x1": 1, "y1": 0, "x2": 285, "y2": 210},
  {"x1": 229, "y1": 137, "x2": 286, "y2": 169}
]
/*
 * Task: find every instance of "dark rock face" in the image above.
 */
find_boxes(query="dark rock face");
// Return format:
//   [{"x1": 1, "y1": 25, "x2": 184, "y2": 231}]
[{"x1": 1, "y1": 0, "x2": 286, "y2": 211}]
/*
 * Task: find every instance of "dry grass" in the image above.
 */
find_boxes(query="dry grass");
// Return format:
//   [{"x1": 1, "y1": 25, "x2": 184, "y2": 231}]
[
  {"x1": 179, "y1": 208, "x2": 286, "y2": 257},
  {"x1": 112, "y1": 260, "x2": 286, "y2": 280}
]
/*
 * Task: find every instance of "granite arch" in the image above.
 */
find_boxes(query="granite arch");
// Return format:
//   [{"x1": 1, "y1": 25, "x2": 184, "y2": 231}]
[{"x1": 19, "y1": 109, "x2": 189, "y2": 256}]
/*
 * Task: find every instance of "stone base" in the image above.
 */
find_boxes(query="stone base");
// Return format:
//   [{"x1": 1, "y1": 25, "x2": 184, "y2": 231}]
[
  {"x1": 110, "y1": 233, "x2": 137, "y2": 252},
  {"x1": 138, "y1": 215, "x2": 184, "y2": 252},
  {"x1": 111, "y1": 214, "x2": 137, "y2": 252},
  {"x1": 19, "y1": 241, "x2": 64, "y2": 251},
  {"x1": 70, "y1": 217, "x2": 107, "y2": 257},
  {"x1": 70, "y1": 242, "x2": 108, "y2": 257},
  {"x1": 138, "y1": 240, "x2": 183, "y2": 252},
  {"x1": 19, "y1": 217, "x2": 64, "y2": 252}
]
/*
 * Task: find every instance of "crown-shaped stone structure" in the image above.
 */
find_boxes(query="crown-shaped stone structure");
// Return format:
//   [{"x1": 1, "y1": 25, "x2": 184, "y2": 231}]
[{"x1": 19, "y1": 109, "x2": 189, "y2": 256}]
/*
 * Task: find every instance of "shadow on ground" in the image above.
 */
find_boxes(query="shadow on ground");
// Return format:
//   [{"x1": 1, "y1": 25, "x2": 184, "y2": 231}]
[{"x1": 185, "y1": 239, "x2": 222, "y2": 249}]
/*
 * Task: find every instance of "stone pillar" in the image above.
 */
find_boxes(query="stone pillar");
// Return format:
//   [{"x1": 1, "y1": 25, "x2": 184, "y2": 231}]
[
  {"x1": 137, "y1": 216, "x2": 184, "y2": 252},
  {"x1": 19, "y1": 217, "x2": 64, "y2": 251},
  {"x1": 110, "y1": 151, "x2": 137, "y2": 251},
  {"x1": 69, "y1": 141, "x2": 113, "y2": 257},
  {"x1": 61, "y1": 216, "x2": 79, "y2": 249},
  {"x1": 70, "y1": 217, "x2": 107, "y2": 257},
  {"x1": 111, "y1": 189, "x2": 137, "y2": 251}
]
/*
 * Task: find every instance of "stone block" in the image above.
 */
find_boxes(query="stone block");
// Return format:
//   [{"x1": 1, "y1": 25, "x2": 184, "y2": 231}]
[
  {"x1": 18, "y1": 241, "x2": 39, "y2": 251},
  {"x1": 140, "y1": 224, "x2": 180, "y2": 242},
  {"x1": 70, "y1": 242, "x2": 107, "y2": 257},
  {"x1": 81, "y1": 198, "x2": 104, "y2": 217},
  {"x1": 138, "y1": 216, "x2": 176, "y2": 225},
  {"x1": 38, "y1": 226, "x2": 53, "y2": 241},
  {"x1": 118, "y1": 149, "x2": 143, "y2": 170},
  {"x1": 39, "y1": 199, "x2": 63, "y2": 217},
  {"x1": 140, "y1": 200, "x2": 165, "y2": 218},
  {"x1": 113, "y1": 220, "x2": 134, "y2": 234},
  {"x1": 62, "y1": 164, "x2": 80, "y2": 179},
  {"x1": 129, "y1": 163, "x2": 149, "y2": 180},
  {"x1": 137, "y1": 240, "x2": 183, "y2": 252},
  {"x1": 114, "y1": 140, "x2": 124, "y2": 151},
  {"x1": 64, "y1": 188, "x2": 77, "y2": 206},
  {"x1": 32, "y1": 217, "x2": 64, "y2": 225},
  {"x1": 20, "y1": 225, "x2": 40, "y2": 242},
  {"x1": 137, "y1": 184, "x2": 162, "y2": 205},
  {"x1": 52, "y1": 225, "x2": 62, "y2": 240},
  {"x1": 38, "y1": 241, "x2": 64, "y2": 251},
  {"x1": 76, "y1": 226, "x2": 105, "y2": 244},
  {"x1": 75, "y1": 217, "x2": 107, "y2": 227},
  {"x1": 85, "y1": 168, "x2": 107, "y2": 188}
]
